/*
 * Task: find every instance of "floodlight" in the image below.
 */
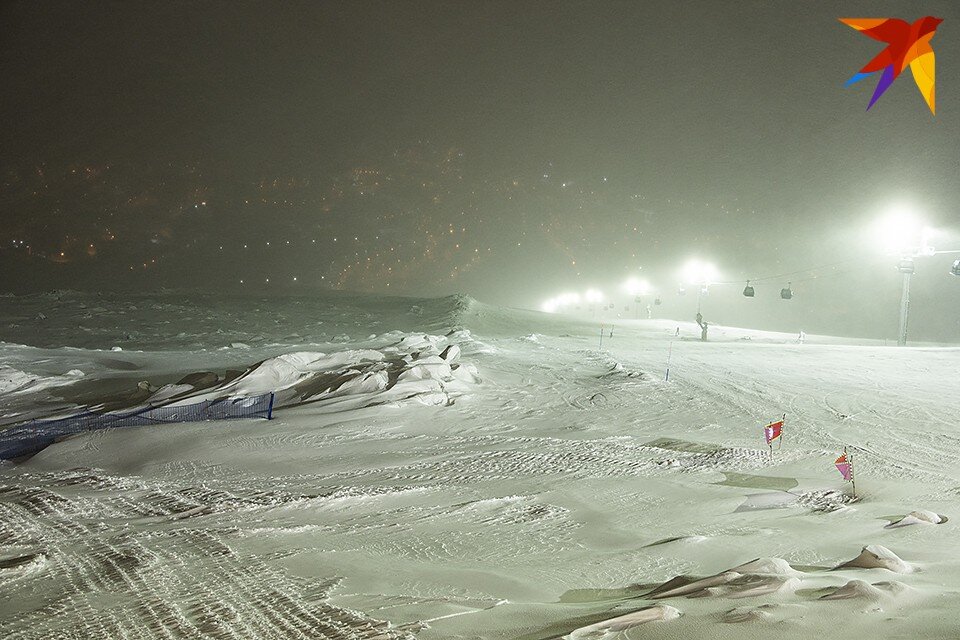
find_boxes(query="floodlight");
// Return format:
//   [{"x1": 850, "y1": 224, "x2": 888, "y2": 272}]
[{"x1": 585, "y1": 288, "x2": 604, "y2": 303}]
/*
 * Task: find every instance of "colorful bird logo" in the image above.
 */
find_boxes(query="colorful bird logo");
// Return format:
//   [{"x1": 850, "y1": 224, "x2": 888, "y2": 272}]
[{"x1": 840, "y1": 17, "x2": 942, "y2": 114}]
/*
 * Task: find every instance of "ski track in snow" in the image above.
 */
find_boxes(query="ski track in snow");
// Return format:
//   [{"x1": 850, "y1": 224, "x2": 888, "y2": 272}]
[{"x1": 0, "y1": 470, "x2": 418, "y2": 640}]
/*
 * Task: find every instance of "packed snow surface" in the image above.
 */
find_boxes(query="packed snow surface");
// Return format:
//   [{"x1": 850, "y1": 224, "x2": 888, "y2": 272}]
[{"x1": 1, "y1": 290, "x2": 959, "y2": 639}]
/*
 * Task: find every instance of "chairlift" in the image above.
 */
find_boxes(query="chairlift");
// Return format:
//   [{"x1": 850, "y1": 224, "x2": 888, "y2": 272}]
[
  {"x1": 654, "y1": 296, "x2": 662, "y2": 306},
  {"x1": 951, "y1": 259, "x2": 960, "y2": 277},
  {"x1": 897, "y1": 259, "x2": 915, "y2": 274},
  {"x1": 742, "y1": 281, "x2": 755, "y2": 297},
  {"x1": 677, "y1": 285, "x2": 686, "y2": 296},
  {"x1": 780, "y1": 282, "x2": 793, "y2": 300}
]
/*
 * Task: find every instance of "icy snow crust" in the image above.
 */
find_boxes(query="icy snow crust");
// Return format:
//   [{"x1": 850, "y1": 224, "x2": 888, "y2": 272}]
[{"x1": 1, "y1": 290, "x2": 960, "y2": 639}]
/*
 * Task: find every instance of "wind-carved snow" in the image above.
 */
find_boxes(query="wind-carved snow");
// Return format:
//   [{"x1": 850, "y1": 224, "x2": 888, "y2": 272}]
[
  {"x1": 0, "y1": 366, "x2": 84, "y2": 396},
  {"x1": 0, "y1": 471, "x2": 419, "y2": 640},
  {"x1": 170, "y1": 331, "x2": 482, "y2": 413},
  {"x1": 2, "y1": 291, "x2": 960, "y2": 639}
]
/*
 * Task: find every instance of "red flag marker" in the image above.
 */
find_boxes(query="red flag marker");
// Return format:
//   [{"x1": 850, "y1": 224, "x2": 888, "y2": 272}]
[
  {"x1": 762, "y1": 414, "x2": 785, "y2": 461},
  {"x1": 764, "y1": 420, "x2": 783, "y2": 445}
]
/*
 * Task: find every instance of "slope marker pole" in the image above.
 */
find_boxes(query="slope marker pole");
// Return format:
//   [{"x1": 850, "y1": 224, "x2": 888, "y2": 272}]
[
  {"x1": 665, "y1": 339, "x2": 674, "y2": 381},
  {"x1": 849, "y1": 447, "x2": 857, "y2": 498}
]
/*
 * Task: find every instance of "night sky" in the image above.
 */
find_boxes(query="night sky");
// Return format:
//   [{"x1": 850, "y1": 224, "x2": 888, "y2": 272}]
[{"x1": 2, "y1": 1, "x2": 958, "y2": 340}]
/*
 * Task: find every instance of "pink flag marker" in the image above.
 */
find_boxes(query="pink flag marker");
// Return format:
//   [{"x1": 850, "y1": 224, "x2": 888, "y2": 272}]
[{"x1": 835, "y1": 453, "x2": 853, "y2": 481}]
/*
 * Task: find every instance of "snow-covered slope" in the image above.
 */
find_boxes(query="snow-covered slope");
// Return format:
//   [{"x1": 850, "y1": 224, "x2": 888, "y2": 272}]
[{"x1": 1, "y1": 291, "x2": 959, "y2": 639}]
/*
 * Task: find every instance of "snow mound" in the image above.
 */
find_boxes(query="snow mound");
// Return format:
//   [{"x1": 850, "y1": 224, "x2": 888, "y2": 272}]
[
  {"x1": 722, "y1": 605, "x2": 777, "y2": 623},
  {"x1": 116, "y1": 332, "x2": 485, "y2": 416},
  {"x1": 0, "y1": 367, "x2": 39, "y2": 394},
  {"x1": 820, "y1": 579, "x2": 885, "y2": 600},
  {"x1": 0, "y1": 366, "x2": 85, "y2": 396},
  {"x1": 728, "y1": 557, "x2": 801, "y2": 576},
  {"x1": 885, "y1": 510, "x2": 946, "y2": 528},
  {"x1": 0, "y1": 552, "x2": 48, "y2": 582},
  {"x1": 565, "y1": 604, "x2": 681, "y2": 638},
  {"x1": 795, "y1": 489, "x2": 857, "y2": 512},
  {"x1": 683, "y1": 575, "x2": 799, "y2": 600},
  {"x1": 818, "y1": 579, "x2": 912, "y2": 601},
  {"x1": 650, "y1": 572, "x2": 742, "y2": 599},
  {"x1": 837, "y1": 545, "x2": 912, "y2": 574},
  {"x1": 226, "y1": 350, "x2": 386, "y2": 397},
  {"x1": 650, "y1": 558, "x2": 802, "y2": 600}
]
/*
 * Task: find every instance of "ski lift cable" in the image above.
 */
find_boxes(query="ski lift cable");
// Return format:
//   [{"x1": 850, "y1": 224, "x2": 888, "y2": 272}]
[
  {"x1": 736, "y1": 258, "x2": 864, "y2": 283},
  {"x1": 761, "y1": 262, "x2": 879, "y2": 286},
  {"x1": 787, "y1": 265, "x2": 870, "y2": 284},
  {"x1": 713, "y1": 257, "x2": 882, "y2": 287},
  {"x1": 786, "y1": 252, "x2": 960, "y2": 284}
]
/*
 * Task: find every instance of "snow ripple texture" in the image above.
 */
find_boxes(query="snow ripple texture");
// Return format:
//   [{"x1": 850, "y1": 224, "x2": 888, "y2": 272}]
[{"x1": 0, "y1": 469, "x2": 416, "y2": 640}]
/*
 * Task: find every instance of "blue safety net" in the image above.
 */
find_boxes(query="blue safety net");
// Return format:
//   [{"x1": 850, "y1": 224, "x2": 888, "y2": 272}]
[{"x1": 0, "y1": 393, "x2": 274, "y2": 460}]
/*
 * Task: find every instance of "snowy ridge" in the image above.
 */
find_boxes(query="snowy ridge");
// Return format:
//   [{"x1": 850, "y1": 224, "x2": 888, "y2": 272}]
[
  {"x1": 210, "y1": 331, "x2": 481, "y2": 411},
  {"x1": 0, "y1": 330, "x2": 483, "y2": 432},
  {"x1": 0, "y1": 292, "x2": 509, "y2": 428}
]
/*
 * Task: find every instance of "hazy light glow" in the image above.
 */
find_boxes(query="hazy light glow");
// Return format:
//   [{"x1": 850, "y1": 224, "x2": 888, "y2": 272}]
[
  {"x1": 541, "y1": 291, "x2": 588, "y2": 314},
  {"x1": 622, "y1": 277, "x2": 651, "y2": 296},
  {"x1": 681, "y1": 259, "x2": 719, "y2": 285},
  {"x1": 585, "y1": 288, "x2": 604, "y2": 303},
  {"x1": 875, "y1": 207, "x2": 936, "y2": 257}
]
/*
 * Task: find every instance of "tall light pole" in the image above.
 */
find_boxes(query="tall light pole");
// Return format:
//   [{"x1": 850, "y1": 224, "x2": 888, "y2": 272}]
[
  {"x1": 680, "y1": 259, "x2": 719, "y2": 341},
  {"x1": 896, "y1": 258, "x2": 914, "y2": 346},
  {"x1": 875, "y1": 209, "x2": 935, "y2": 347}
]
